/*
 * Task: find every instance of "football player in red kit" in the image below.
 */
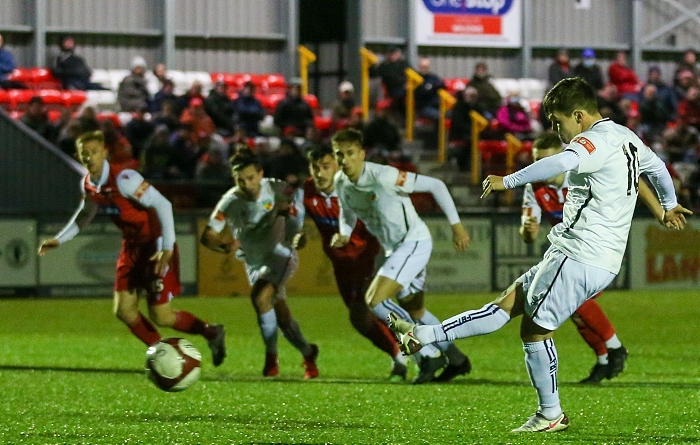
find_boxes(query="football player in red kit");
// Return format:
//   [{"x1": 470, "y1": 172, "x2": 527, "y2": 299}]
[
  {"x1": 521, "y1": 131, "x2": 665, "y2": 383},
  {"x1": 38, "y1": 130, "x2": 226, "y2": 366},
  {"x1": 296, "y1": 145, "x2": 409, "y2": 381}
]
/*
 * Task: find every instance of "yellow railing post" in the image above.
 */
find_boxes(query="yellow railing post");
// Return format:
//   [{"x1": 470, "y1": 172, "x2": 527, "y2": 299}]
[
  {"x1": 360, "y1": 47, "x2": 378, "y2": 121},
  {"x1": 298, "y1": 45, "x2": 316, "y2": 97},
  {"x1": 469, "y1": 110, "x2": 489, "y2": 185},
  {"x1": 404, "y1": 68, "x2": 424, "y2": 142},
  {"x1": 504, "y1": 133, "x2": 523, "y2": 205},
  {"x1": 437, "y1": 89, "x2": 456, "y2": 164}
]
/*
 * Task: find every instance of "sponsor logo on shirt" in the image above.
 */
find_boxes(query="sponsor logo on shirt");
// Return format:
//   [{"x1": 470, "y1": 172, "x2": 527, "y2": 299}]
[
  {"x1": 396, "y1": 171, "x2": 407, "y2": 187},
  {"x1": 572, "y1": 136, "x2": 596, "y2": 154},
  {"x1": 133, "y1": 181, "x2": 151, "y2": 199}
]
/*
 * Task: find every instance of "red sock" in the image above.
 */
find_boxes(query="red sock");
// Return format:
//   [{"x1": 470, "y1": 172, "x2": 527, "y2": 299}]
[
  {"x1": 129, "y1": 313, "x2": 161, "y2": 346},
  {"x1": 574, "y1": 299, "x2": 616, "y2": 355},
  {"x1": 173, "y1": 311, "x2": 217, "y2": 340}
]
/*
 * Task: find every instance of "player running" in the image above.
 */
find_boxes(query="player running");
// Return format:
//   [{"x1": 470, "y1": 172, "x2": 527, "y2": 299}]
[
  {"x1": 390, "y1": 77, "x2": 691, "y2": 432},
  {"x1": 521, "y1": 131, "x2": 669, "y2": 384},
  {"x1": 38, "y1": 130, "x2": 226, "y2": 366},
  {"x1": 200, "y1": 149, "x2": 319, "y2": 379},
  {"x1": 331, "y1": 129, "x2": 472, "y2": 384},
  {"x1": 297, "y1": 144, "x2": 408, "y2": 381}
]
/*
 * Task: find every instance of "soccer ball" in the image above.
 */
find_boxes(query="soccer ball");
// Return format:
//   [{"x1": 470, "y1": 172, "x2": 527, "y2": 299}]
[{"x1": 145, "y1": 338, "x2": 201, "y2": 392}]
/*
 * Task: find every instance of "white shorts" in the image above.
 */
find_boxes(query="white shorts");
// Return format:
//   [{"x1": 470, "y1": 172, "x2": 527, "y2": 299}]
[
  {"x1": 377, "y1": 238, "x2": 431, "y2": 299},
  {"x1": 245, "y1": 249, "x2": 298, "y2": 301},
  {"x1": 516, "y1": 246, "x2": 616, "y2": 331}
]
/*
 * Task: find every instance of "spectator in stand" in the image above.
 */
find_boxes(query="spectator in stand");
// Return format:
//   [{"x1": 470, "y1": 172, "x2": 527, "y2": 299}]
[
  {"x1": 331, "y1": 81, "x2": 356, "y2": 129},
  {"x1": 169, "y1": 123, "x2": 204, "y2": 179},
  {"x1": 363, "y1": 99, "x2": 402, "y2": 153},
  {"x1": 204, "y1": 81, "x2": 234, "y2": 136},
  {"x1": 21, "y1": 97, "x2": 56, "y2": 142},
  {"x1": 0, "y1": 33, "x2": 26, "y2": 89},
  {"x1": 638, "y1": 84, "x2": 671, "y2": 143},
  {"x1": 375, "y1": 46, "x2": 408, "y2": 111},
  {"x1": 449, "y1": 86, "x2": 486, "y2": 172},
  {"x1": 118, "y1": 56, "x2": 151, "y2": 112},
  {"x1": 151, "y1": 99, "x2": 180, "y2": 134},
  {"x1": 597, "y1": 83, "x2": 627, "y2": 125},
  {"x1": 51, "y1": 35, "x2": 106, "y2": 91},
  {"x1": 141, "y1": 124, "x2": 175, "y2": 180},
  {"x1": 195, "y1": 147, "x2": 231, "y2": 184},
  {"x1": 152, "y1": 63, "x2": 169, "y2": 88},
  {"x1": 469, "y1": 62, "x2": 502, "y2": 117},
  {"x1": 662, "y1": 124, "x2": 699, "y2": 164},
  {"x1": 232, "y1": 81, "x2": 266, "y2": 137},
  {"x1": 273, "y1": 78, "x2": 314, "y2": 137},
  {"x1": 414, "y1": 57, "x2": 445, "y2": 122},
  {"x1": 124, "y1": 106, "x2": 155, "y2": 161},
  {"x1": 548, "y1": 48, "x2": 572, "y2": 88},
  {"x1": 175, "y1": 81, "x2": 204, "y2": 116},
  {"x1": 180, "y1": 97, "x2": 215, "y2": 143},
  {"x1": 608, "y1": 51, "x2": 641, "y2": 99},
  {"x1": 76, "y1": 106, "x2": 100, "y2": 133},
  {"x1": 347, "y1": 106, "x2": 365, "y2": 131},
  {"x1": 674, "y1": 48, "x2": 698, "y2": 87},
  {"x1": 101, "y1": 118, "x2": 135, "y2": 168},
  {"x1": 496, "y1": 91, "x2": 533, "y2": 139},
  {"x1": 644, "y1": 65, "x2": 678, "y2": 120},
  {"x1": 263, "y1": 138, "x2": 308, "y2": 188},
  {"x1": 678, "y1": 85, "x2": 700, "y2": 132},
  {"x1": 573, "y1": 48, "x2": 604, "y2": 92},
  {"x1": 57, "y1": 119, "x2": 83, "y2": 157},
  {"x1": 673, "y1": 68, "x2": 696, "y2": 104},
  {"x1": 152, "y1": 79, "x2": 177, "y2": 114}
]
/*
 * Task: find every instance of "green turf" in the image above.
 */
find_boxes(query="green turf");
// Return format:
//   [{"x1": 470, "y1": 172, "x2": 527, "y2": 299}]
[{"x1": 0, "y1": 290, "x2": 699, "y2": 444}]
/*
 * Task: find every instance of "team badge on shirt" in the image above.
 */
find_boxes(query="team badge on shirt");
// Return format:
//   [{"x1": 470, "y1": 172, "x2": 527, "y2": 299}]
[
  {"x1": 133, "y1": 181, "x2": 151, "y2": 199},
  {"x1": 262, "y1": 199, "x2": 273, "y2": 211},
  {"x1": 572, "y1": 136, "x2": 596, "y2": 154}
]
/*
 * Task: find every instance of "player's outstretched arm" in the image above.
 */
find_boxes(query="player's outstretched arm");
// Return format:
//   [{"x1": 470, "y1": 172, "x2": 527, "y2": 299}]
[
  {"x1": 412, "y1": 174, "x2": 469, "y2": 251},
  {"x1": 662, "y1": 204, "x2": 693, "y2": 230},
  {"x1": 38, "y1": 198, "x2": 98, "y2": 256}
]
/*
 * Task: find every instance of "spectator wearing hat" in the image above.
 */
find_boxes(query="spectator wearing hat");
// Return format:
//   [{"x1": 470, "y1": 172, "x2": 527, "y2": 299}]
[
  {"x1": 331, "y1": 80, "x2": 357, "y2": 128},
  {"x1": 232, "y1": 81, "x2": 266, "y2": 137},
  {"x1": 415, "y1": 57, "x2": 445, "y2": 122},
  {"x1": 204, "y1": 81, "x2": 234, "y2": 136},
  {"x1": 608, "y1": 51, "x2": 641, "y2": 99},
  {"x1": 573, "y1": 48, "x2": 604, "y2": 92},
  {"x1": 180, "y1": 96, "x2": 215, "y2": 143},
  {"x1": 273, "y1": 78, "x2": 314, "y2": 136},
  {"x1": 548, "y1": 48, "x2": 572, "y2": 88},
  {"x1": 118, "y1": 56, "x2": 151, "y2": 112},
  {"x1": 51, "y1": 35, "x2": 106, "y2": 91},
  {"x1": 643, "y1": 65, "x2": 677, "y2": 120},
  {"x1": 363, "y1": 99, "x2": 402, "y2": 153},
  {"x1": 21, "y1": 97, "x2": 56, "y2": 142}
]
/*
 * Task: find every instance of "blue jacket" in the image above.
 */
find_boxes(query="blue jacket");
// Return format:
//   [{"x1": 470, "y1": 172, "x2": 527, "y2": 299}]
[{"x1": 0, "y1": 47, "x2": 16, "y2": 81}]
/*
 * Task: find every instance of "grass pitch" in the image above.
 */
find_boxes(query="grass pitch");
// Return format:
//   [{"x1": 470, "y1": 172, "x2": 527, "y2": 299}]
[{"x1": 0, "y1": 290, "x2": 699, "y2": 444}]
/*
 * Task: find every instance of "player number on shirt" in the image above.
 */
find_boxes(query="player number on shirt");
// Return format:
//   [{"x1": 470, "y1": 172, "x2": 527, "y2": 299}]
[
  {"x1": 151, "y1": 278, "x2": 164, "y2": 293},
  {"x1": 624, "y1": 143, "x2": 640, "y2": 196}
]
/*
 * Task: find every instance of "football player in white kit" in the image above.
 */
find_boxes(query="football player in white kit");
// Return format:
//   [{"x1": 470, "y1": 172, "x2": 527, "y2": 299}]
[
  {"x1": 201, "y1": 149, "x2": 319, "y2": 379},
  {"x1": 389, "y1": 77, "x2": 692, "y2": 431},
  {"x1": 330, "y1": 129, "x2": 472, "y2": 384}
]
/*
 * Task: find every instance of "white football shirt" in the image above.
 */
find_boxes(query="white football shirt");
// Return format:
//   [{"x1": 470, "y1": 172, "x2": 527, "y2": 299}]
[
  {"x1": 335, "y1": 162, "x2": 431, "y2": 254},
  {"x1": 548, "y1": 118, "x2": 661, "y2": 274},
  {"x1": 207, "y1": 178, "x2": 298, "y2": 266}
]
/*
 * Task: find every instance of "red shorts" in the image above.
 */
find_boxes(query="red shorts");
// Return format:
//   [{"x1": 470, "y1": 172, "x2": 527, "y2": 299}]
[
  {"x1": 332, "y1": 254, "x2": 376, "y2": 307},
  {"x1": 115, "y1": 240, "x2": 181, "y2": 305}
]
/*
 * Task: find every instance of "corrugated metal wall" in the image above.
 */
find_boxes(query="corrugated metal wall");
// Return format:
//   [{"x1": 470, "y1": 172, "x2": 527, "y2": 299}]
[
  {"x1": 0, "y1": 110, "x2": 85, "y2": 216},
  {"x1": 362, "y1": 0, "x2": 406, "y2": 43}
]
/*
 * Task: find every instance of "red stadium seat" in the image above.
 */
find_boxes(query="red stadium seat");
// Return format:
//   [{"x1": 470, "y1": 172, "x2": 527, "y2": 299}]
[
  {"x1": 0, "y1": 89, "x2": 11, "y2": 110},
  {"x1": 529, "y1": 100, "x2": 541, "y2": 118},
  {"x1": 210, "y1": 72, "x2": 236, "y2": 88},
  {"x1": 29, "y1": 68, "x2": 61, "y2": 89},
  {"x1": 7, "y1": 68, "x2": 33, "y2": 83},
  {"x1": 313, "y1": 115, "x2": 332, "y2": 131},
  {"x1": 9, "y1": 89, "x2": 36, "y2": 110},
  {"x1": 443, "y1": 78, "x2": 469, "y2": 94},
  {"x1": 303, "y1": 94, "x2": 320, "y2": 110},
  {"x1": 261, "y1": 74, "x2": 286, "y2": 94},
  {"x1": 8, "y1": 110, "x2": 23, "y2": 120},
  {"x1": 47, "y1": 109, "x2": 63, "y2": 122},
  {"x1": 36, "y1": 89, "x2": 65, "y2": 111},
  {"x1": 263, "y1": 93, "x2": 285, "y2": 112},
  {"x1": 63, "y1": 90, "x2": 87, "y2": 110},
  {"x1": 96, "y1": 111, "x2": 121, "y2": 128}
]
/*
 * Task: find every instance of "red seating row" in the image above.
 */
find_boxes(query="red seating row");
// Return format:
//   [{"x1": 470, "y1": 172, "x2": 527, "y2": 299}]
[
  {"x1": 226, "y1": 91, "x2": 320, "y2": 113},
  {"x1": 443, "y1": 78, "x2": 470, "y2": 95},
  {"x1": 211, "y1": 72, "x2": 287, "y2": 94},
  {"x1": 7, "y1": 67, "x2": 62, "y2": 90},
  {"x1": 0, "y1": 89, "x2": 87, "y2": 110}
]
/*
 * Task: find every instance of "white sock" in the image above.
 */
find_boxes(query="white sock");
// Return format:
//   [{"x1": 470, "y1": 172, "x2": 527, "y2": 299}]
[
  {"x1": 430, "y1": 303, "x2": 510, "y2": 343},
  {"x1": 416, "y1": 310, "x2": 452, "y2": 352},
  {"x1": 372, "y1": 299, "x2": 441, "y2": 358},
  {"x1": 258, "y1": 309, "x2": 278, "y2": 354},
  {"x1": 605, "y1": 334, "x2": 622, "y2": 349},
  {"x1": 597, "y1": 354, "x2": 608, "y2": 365},
  {"x1": 393, "y1": 353, "x2": 409, "y2": 366},
  {"x1": 523, "y1": 339, "x2": 562, "y2": 420}
]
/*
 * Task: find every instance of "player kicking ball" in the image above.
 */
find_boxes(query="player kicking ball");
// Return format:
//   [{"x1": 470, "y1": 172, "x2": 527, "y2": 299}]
[
  {"x1": 331, "y1": 129, "x2": 472, "y2": 384},
  {"x1": 200, "y1": 149, "x2": 319, "y2": 379},
  {"x1": 520, "y1": 131, "x2": 671, "y2": 384},
  {"x1": 39, "y1": 130, "x2": 226, "y2": 366},
  {"x1": 390, "y1": 77, "x2": 692, "y2": 431}
]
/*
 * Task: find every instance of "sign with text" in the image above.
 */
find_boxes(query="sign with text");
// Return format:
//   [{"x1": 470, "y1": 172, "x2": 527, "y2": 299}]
[{"x1": 414, "y1": 0, "x2": 522, "y2": 48}]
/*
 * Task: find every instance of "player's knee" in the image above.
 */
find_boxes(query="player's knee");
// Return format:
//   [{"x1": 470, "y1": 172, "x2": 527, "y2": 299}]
[{"x1": 148, "y1": 309, "x2": 174, "y2": 327}]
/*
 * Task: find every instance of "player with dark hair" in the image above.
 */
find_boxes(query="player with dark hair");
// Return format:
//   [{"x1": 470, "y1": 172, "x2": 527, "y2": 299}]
[
  {"x1": 298, "y1": 144, "x2": 407, "y2": 381},
  {"x1": 39, "y1": 130, "x2": 226, "y2": 365},
  {"x1": 201, "y1": 150, "x2": 319, "y2": 379},
  {"x1": 391, "y1": 77, "x2": 691, "y2": 431}
]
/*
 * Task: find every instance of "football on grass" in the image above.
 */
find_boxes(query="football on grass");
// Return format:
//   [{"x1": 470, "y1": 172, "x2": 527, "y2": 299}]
[{"x1": 145, "y1": 338, "x2": 201, "y2": 392}]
